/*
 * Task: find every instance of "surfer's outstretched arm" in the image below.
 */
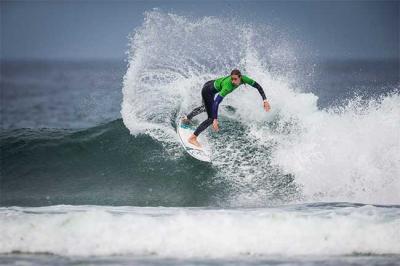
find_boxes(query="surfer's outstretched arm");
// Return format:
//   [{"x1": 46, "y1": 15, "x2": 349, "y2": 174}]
[
  {"x1": 251, "y1": 81, "x2": 267, "y2": 101},
  {"x1": 251, "y1": 81, "x2": 270, "y2": 112}
]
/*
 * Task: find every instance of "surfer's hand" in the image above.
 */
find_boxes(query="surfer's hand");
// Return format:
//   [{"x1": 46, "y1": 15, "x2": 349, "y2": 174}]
[
  {"x1": 263, "y1": 100, "x2": 270, "y2": 112},
  {"x1": 213, "y1": 119, "x2": 219, "y2": 132}
]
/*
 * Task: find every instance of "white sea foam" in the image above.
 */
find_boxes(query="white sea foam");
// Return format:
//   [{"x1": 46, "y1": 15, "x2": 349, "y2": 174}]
[
  {"x1": 270, "y1": 94, "x2": 400, "y2": 204},
  {"x1": 121, "y1": 10, "x2": 400, "y2": 205},
  {"x1": 1, "y1": 205, "x2": 399, "y2": 257}
]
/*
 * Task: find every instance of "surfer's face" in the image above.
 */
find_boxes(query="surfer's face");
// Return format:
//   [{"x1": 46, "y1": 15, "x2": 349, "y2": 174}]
[{"x1": 231, "y1": 75, "x2": 241, "y2": 86}]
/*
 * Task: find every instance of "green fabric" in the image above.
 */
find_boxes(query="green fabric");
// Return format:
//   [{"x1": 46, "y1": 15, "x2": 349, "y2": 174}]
[{"x1": 213, "y1": 75, "x2": 256, "y2": 97}]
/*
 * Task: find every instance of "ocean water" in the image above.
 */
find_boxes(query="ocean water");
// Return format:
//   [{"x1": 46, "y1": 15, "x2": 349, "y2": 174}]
[{"x1": 1, "y1": 11, "x2": 399, "y2": 266}]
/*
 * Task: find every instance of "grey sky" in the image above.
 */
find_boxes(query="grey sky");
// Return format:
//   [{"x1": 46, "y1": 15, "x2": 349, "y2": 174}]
[{"x1": 1, "y1": 0, "x2": 399, "y2": 60}]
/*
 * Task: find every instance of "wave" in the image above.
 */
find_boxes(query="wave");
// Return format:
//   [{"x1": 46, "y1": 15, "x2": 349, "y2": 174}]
[
  {"x1": 0, "y1": 118, "x2": 296, "y2": 207},
  {"x1": 1, "y1": 11, "x2": 399, "y2": 207},
  {"x1": 0, "y1": 119, "x2": 228, "y2": 206},
  {"x1": 121, "y1": 10, "x2": 400, "y2": 205},
  {"x1": 1, "y1": 204, "x2": 399, "y2": 257}
]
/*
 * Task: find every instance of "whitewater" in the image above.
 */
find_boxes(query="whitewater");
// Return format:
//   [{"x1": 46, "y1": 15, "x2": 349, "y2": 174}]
[
  {"x1": 121, "y1": 11, "x2": 400, "y2": 205},
  {"x1": 1, "y1": 204, "x2": 399, "y2": 258}
]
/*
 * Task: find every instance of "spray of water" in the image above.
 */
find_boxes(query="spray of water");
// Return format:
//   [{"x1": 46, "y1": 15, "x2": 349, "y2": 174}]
[{"x1": 121, "y1": 10, "x2": 400, "y2": 205}]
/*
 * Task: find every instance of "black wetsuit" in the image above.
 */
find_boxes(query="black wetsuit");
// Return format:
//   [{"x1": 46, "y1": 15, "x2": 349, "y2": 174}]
[
  {"x1": 187, "y1": 80, "x2": 217, "y2": 136},
  {"x1": 186, "y1": 77, "x2": 266, "y2": 136}
]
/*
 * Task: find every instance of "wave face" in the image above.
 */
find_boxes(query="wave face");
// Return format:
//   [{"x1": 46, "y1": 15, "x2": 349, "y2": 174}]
[
  {"x1": 0, "y1": 119, "x2": 225, "y2": 206},
  {"x1": 121, "y1": 10, "x2": 400, "y2": 205},
  {"x1": 1, "y1": 204, "x2": 399, "y2": 257}
]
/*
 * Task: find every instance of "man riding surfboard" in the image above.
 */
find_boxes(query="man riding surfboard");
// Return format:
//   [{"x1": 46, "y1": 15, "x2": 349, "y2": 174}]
[{"x1": 182, "y1": 69, "x2": 271, "y2": 148}]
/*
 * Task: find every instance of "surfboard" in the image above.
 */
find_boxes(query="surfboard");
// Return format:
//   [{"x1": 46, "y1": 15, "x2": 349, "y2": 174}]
[{"x1": 177, "y1": 120, "x2": 211, "y2": 162}]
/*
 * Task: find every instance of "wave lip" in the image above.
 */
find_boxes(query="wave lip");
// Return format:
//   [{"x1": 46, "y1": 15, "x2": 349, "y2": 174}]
[{"x1": 1, "y1": 204, "x2": 399, "y2": 258}]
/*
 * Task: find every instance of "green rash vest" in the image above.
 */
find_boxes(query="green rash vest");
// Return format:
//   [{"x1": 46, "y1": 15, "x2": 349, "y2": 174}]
[{"x1": 213, "y1": 75, "x2": 256, "y2": 97}]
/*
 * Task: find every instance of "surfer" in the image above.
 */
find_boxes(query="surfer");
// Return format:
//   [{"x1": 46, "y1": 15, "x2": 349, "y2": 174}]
[{"x1": 182, "y1": 69, "x2": 270, "y2": 148}]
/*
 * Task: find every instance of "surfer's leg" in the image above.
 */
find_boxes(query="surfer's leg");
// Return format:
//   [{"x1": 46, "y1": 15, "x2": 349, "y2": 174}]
[
  {"x1": 186, "y1": 104, "x2": 206, "y2": 120},
  {"x1": 192, "y1": 81, "x2": 215, "y2": 136},
  {"x1": 188, "y1": 117, "x2": 212, "y2": 147},
  {"x1": 193, "y1": 118, "x2": 213, "y2": 136},
  {"x1": 182, "y1": 82, "x2": 211, "y2": 123},
  {"x1": 186, "y1": 80, "x2": 214, "y2": 120},
  {"x1": 188, "y1": 80, "x2": 216, "y2": 147}
]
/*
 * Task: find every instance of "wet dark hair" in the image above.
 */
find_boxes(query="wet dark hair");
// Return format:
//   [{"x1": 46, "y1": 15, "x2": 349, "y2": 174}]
[{"x1": 230, "y1": 69, "x2": 241, "y2": 77}]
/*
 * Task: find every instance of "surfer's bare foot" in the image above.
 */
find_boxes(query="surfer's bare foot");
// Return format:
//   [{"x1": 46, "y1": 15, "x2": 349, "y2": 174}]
[
  {"x1": 181, "y1": 116, "x2": 190, "y2": 124},
  {"x1": 188, "y1": 134, "x2": 202, "y2": 148}
]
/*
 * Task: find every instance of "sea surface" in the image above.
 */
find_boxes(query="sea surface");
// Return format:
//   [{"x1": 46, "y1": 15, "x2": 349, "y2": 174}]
[{"x1": 1, "y1": 11, "x2": 399, "y2": 266}]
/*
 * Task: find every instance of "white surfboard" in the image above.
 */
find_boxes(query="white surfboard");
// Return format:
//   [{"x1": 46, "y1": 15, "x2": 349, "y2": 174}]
[{"x1": 177, "y1": 120, "x2": 211, "y2": 162}]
